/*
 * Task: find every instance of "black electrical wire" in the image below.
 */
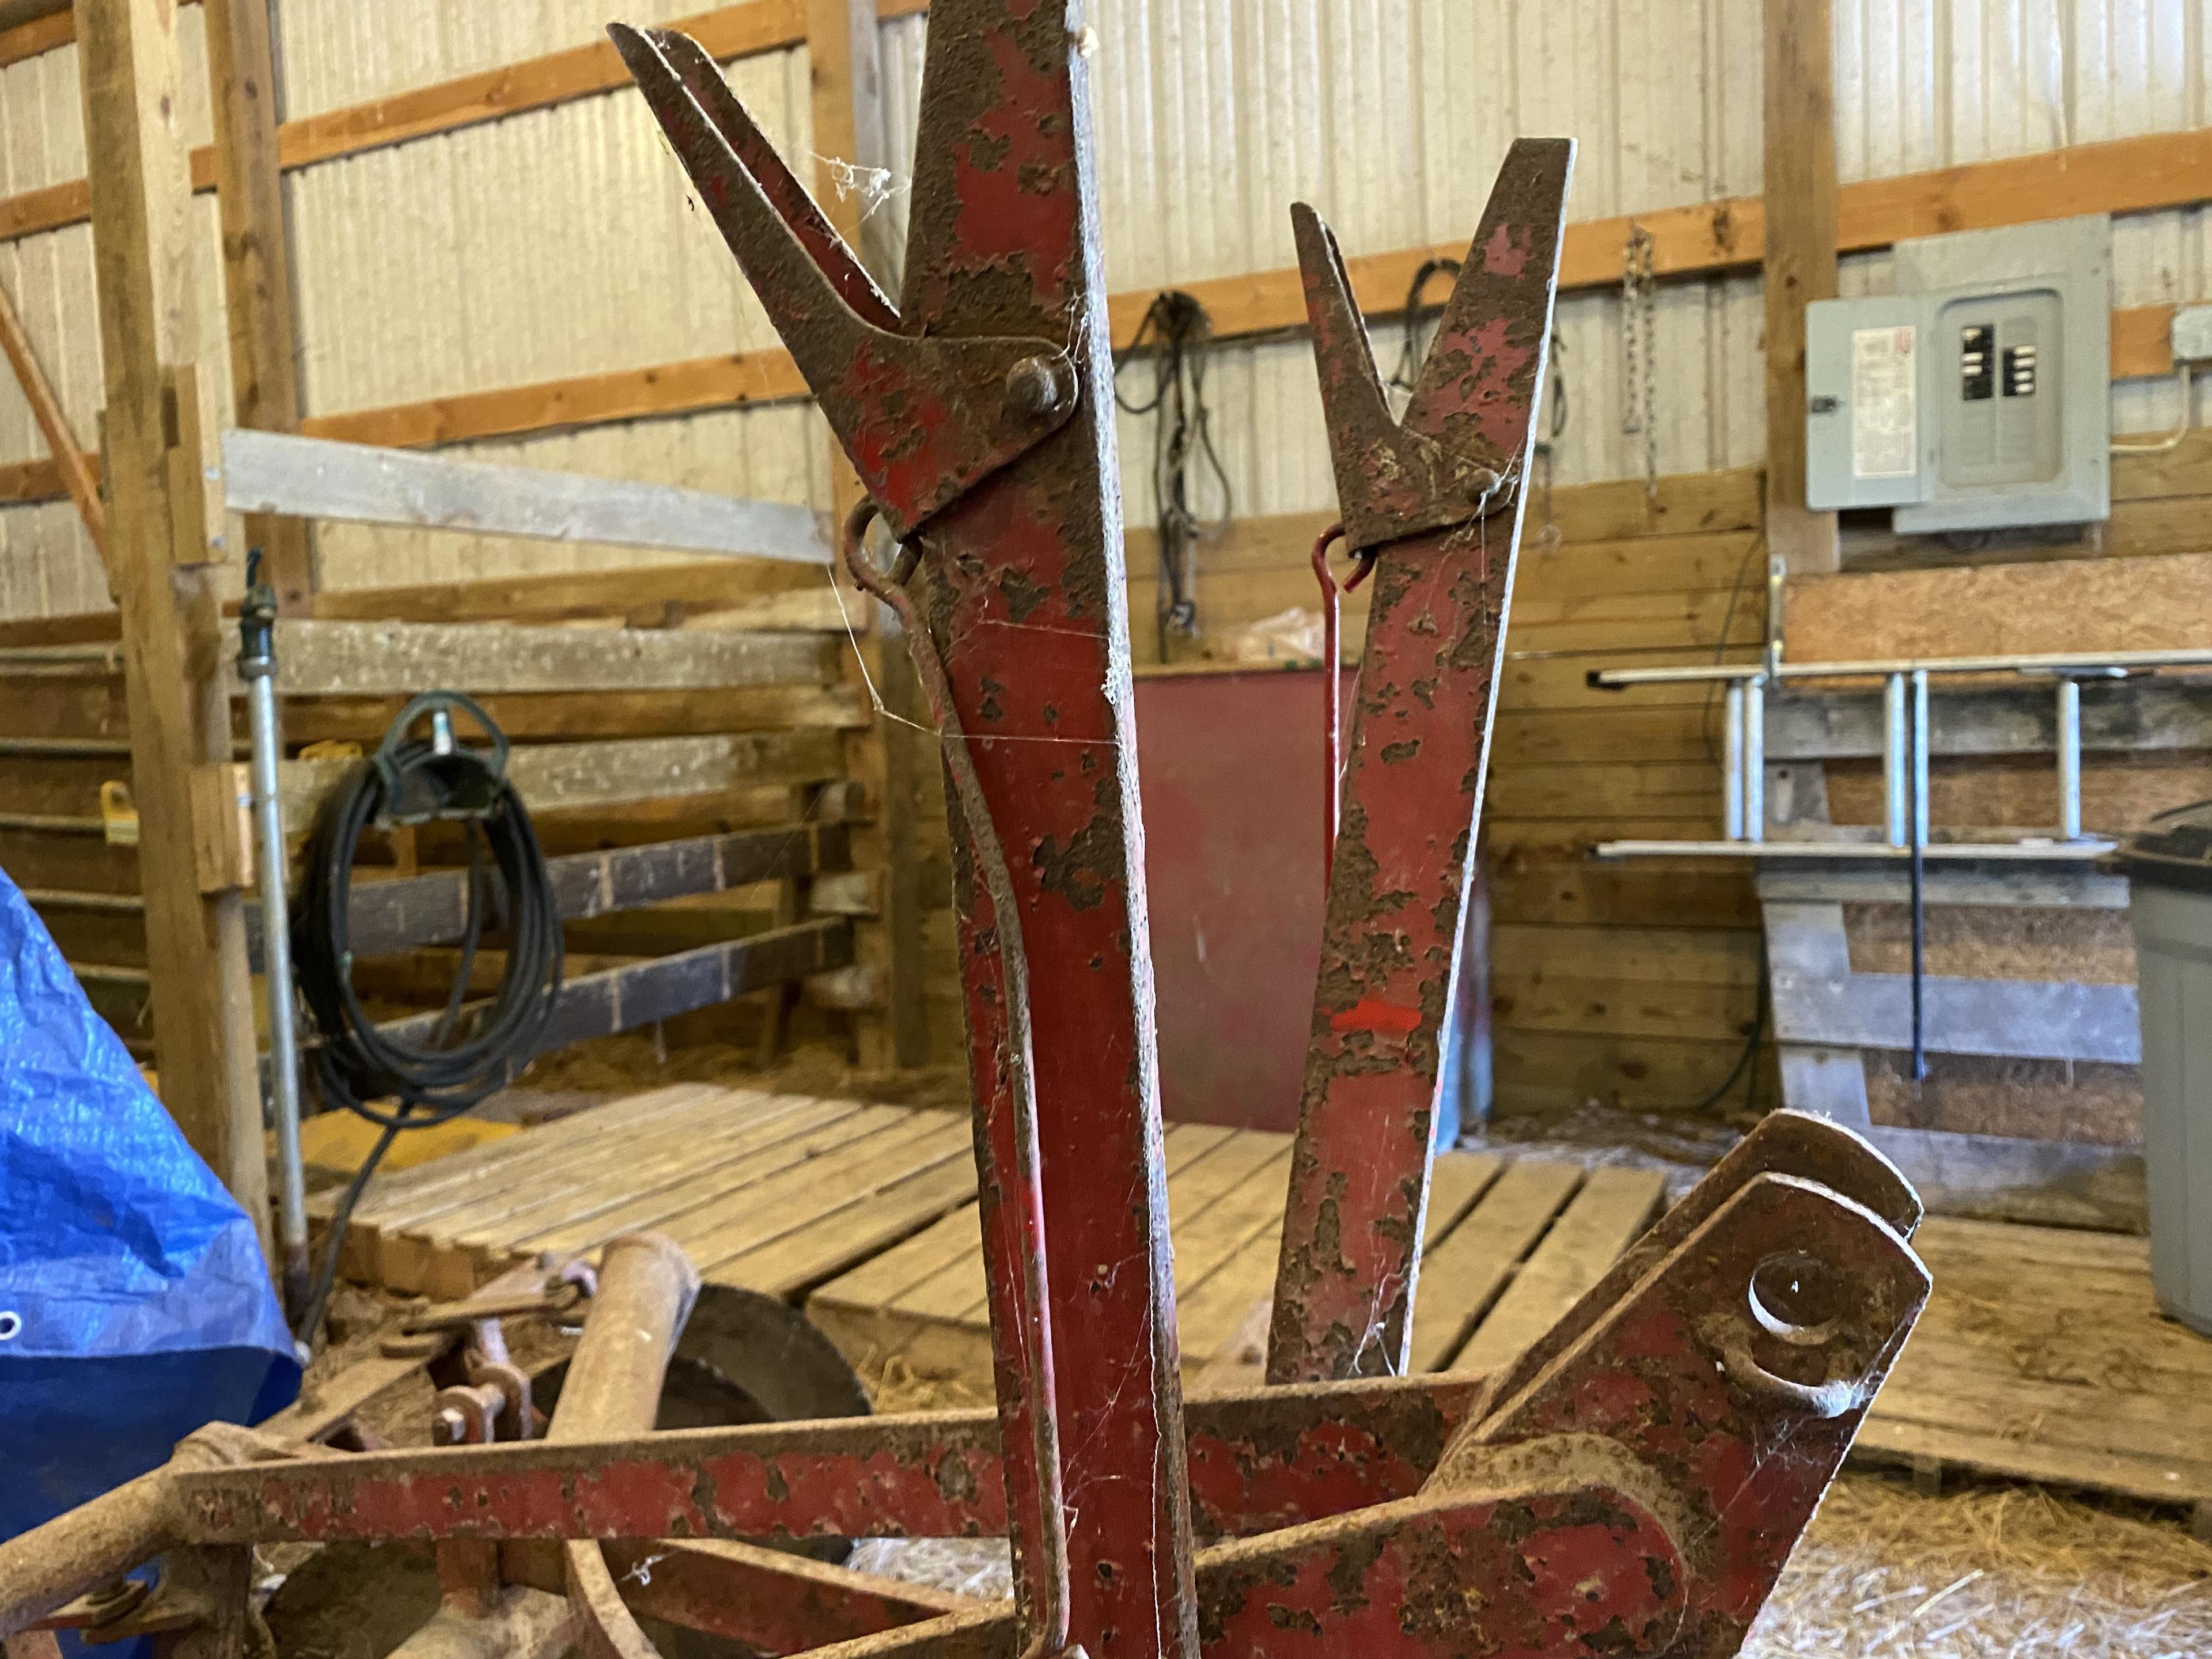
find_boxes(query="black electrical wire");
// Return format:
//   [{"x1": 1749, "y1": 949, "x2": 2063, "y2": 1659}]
[
  {"x1": 1113, "y1": 290, "x2": 1233, "y2": 658},
  {"x1": 290, "y1": 714, "x2": 563, "y2": 1346},
  {"x1": 1387, "y1": 257, "x2": 1463, "y2": 402},
  {"x1": 1691, "y1": 931, "x2": 1770, "y2": 1120}
]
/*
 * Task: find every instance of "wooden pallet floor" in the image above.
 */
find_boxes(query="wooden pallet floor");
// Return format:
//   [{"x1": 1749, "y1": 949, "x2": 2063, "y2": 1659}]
[
  {"x1": 330, "y1": 1089, "x2": 2212, "y2": 1512},
  {"x1": 806, "y1": 1126, "x2": 1670, "y2": 1384},
  {"x1": 1857, "y1": 1217, "x2": 2212, "y2": 1508},
  {"x1": 315, "y1": 1084, "x2": 980, "y2": 1302}
]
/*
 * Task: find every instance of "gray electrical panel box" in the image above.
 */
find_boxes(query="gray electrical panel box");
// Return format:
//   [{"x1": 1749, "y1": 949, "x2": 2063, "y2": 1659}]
[{"x1": 1805, "y1": 215, "x2": 2111, "y2": 532}]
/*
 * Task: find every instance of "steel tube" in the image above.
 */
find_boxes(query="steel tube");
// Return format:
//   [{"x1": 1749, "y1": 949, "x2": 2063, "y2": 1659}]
[
  {"x1": 2057, "y1": 677, "x2": 2084, "y2": 840},
  {"x1": 1724, "y1": 681, "x2": 1747, "y2": 840},
  {"x1": 1592, "y1": 839, "x2": 2116, "y2": 861},
  {"x1": 1592, "y1": 643, "x2": 2212, "y2": 687},
  {"x1": 0, "y1": 1470, "x2": 180, "y2": 1641},
  {"x1": 550, "y1": 1233, "x2": 699, "y2": 1659},
  {"x1": 244, "y1": 665, "x2": 308, "y2": 1314},
  {"x1": 1883, "y1": 673, "x2": 1910, "y2": 849},
  {"x1": 1743, "y1": 675, "x2": 1766, "y2": 843},
  {"x1": 548, "y1": 1232, "x2": 698, "y2": 1442}
]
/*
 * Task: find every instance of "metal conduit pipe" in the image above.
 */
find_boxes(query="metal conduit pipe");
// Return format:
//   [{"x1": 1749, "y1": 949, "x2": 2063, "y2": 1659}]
[
  {"x1": 1743, "y1": 675, "x2": 1766, "y2": 844},
  {"x1": 1724, "y1": 681, "x2": 1747, "y2": 840},
  {"x1": 1883, "y1": 673, "x2": 1910, "y2": 850},
  {"x1": 1592, "y1": 644, "x2": 2212, "y2": 687},
  {"x1": 2057, "y1": 677, "x2": 2084, "y2": 841}
]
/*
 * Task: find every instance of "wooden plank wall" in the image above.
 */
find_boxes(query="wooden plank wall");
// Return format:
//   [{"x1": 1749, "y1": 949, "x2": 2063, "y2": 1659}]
[
  {"x1": 0, "y1": 558, "x2": 876, "y2": 1058},
  {"x1": 1780, "y1": 434, "x2": 2212, "y2": 1145},
  {"x1": 1123, "y1": 468, "x2": 1775, "y2": 1124},
  {"x1": 1487, "y1": 473, "x2": 1772, "y2": 1120}
]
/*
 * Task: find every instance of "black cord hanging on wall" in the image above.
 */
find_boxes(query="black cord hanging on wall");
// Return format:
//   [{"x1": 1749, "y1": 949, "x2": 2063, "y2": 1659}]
[{"x1": 1114, "y1": 290, "x2": 1234, "y2": 661}]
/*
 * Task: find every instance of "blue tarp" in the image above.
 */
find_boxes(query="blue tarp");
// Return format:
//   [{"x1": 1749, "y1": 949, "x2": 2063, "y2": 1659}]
[{"x1": 0, "y1": 865, "x2": 298, "y2": 1552}]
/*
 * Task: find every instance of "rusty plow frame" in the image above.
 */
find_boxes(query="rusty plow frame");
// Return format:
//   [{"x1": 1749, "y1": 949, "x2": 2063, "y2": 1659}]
[{"x1": 0, "y1": 6, "x2": 1927, "y2": 1658}]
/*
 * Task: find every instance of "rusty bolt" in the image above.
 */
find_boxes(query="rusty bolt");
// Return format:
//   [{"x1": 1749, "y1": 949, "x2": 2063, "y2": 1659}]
[
  {"x1": 1005, "y1": 356, "x2": 1065, "y2": 421},
  {"x1": 77, "y1": 1580, "x2": 150, "y2": 1627},
  {"x1": 433, "y1": 1407, "x2": 468, "y2": 1446}
]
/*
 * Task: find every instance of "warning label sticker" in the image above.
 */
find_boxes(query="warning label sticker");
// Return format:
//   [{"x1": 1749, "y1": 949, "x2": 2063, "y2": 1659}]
[{"x1": 1851, "y1": 325, "x2": 1918, "y2": 479}]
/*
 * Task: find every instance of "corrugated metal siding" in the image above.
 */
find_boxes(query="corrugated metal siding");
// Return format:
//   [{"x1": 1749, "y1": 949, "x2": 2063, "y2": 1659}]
[
  {"x1": 0, "y1": 1, "x2": 2206, "y2": 616},
  {"x1": 0, "y1": 9, "x2": 224, "y2": 615}
]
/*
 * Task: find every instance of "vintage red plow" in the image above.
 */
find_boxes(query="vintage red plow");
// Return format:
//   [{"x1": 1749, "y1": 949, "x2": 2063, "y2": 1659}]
[{"x1": 0, "y1": 6, "x2": 1927, "y2": 1657}]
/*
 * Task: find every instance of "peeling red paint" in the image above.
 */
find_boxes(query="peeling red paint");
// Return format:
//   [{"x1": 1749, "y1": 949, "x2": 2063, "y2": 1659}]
[{"x1": 1272, "y1": 141, "x2": 1576, "y2": 1387}]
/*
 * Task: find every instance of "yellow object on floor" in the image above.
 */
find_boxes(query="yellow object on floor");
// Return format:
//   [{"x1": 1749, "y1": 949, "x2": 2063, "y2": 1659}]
[{"x1": 287, "y1": 1111, "x2": 519, "y2": 1178}]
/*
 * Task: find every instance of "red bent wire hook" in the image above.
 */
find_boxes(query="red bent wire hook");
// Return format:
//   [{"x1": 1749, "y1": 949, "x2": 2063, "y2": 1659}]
[{"x1": 1311, "y1": 522, "x2": 1370, "y2": 887}]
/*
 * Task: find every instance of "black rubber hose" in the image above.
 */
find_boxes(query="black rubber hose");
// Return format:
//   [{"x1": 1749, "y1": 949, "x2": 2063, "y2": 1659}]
[{"x1": 289, "y1": 729, "x2": 563, "y2": 1344}]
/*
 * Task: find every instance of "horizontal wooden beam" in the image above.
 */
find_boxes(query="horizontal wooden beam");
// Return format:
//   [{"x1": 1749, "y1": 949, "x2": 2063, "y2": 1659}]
[
  {"x1": 1754, "y1": 864, "x2": 2131, "y2": 909},
  {"x1": 1770, "y1": 969, "x2": 2142, "y2": 1064},
  {"x1": 0, "y1": 0, "x2": 935, "y2": 235},
  {"x1": 276, "y1": 729, "x2": 844, "y2": 827},
  {"x1": 0, "y1": 102, "x2": 2200, "y2": 512},
  {"x1": 1767, "y1": 680, "x2": 2212, "y2": 762},
  {"x1": 247, "y1": 617, "x2": 836, "y2": 697},
  {"x1": 222, "y1": 428, "x2": 828, "y2": 563},
  {"x1": 1857, "y1": 1126, "x2": 2145, "y2": 1234},
  {"x1": 369, "y1": 915, "x2": 853, "y2": 1075},
  {"x1": 0, "y1": 4, "x2": 808, "y2": 247},
  {"x1": 244, "y1": 823, "x2": 851, "y2": 961},
  {"x1": 0, "y1": 3, "x2": 69, "y2": 70},
  {"x1": 0, "y1": 0, "x2": 930, "y2": 75}
]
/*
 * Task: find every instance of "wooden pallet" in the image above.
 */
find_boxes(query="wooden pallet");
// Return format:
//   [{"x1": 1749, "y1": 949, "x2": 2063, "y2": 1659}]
[
  {"x1": 1857, "y1": 1217, "x2": 2212, "y2": 1512},
  {"x1": 806, "y1": 1127, "x2": 1668, "y2": 1384},
  {"x1": 312, "y1": 1084, "x2": 979, "y2": 1301},
  {"x1": 327, "y1": 1090, "x2": 2212, "y2": 1514}
]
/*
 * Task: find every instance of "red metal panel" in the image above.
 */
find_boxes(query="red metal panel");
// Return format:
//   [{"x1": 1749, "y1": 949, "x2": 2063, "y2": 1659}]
[
  {"x1": 1133, "y1": 666, "x2": 1491, "y2": 1136},
  {"x1": 1133, "y1": 668, "x2": 1344, "y2": 1132}
]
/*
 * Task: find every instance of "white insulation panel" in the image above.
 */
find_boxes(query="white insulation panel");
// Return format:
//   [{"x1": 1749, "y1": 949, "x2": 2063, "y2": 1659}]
[{"x1": 0, "y1": 1, "x2": 2206, "y2": 616}]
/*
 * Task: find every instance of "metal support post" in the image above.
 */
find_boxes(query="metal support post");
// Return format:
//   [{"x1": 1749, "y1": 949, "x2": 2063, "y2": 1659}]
[
  {"x1": 1883, "y1": 672, "x2": 1910, "y2": 849},
  {"x1": 1724, "y1": 681, "x2": 1748, "y2": 840},
  {"x1": 1743, "y1": 675, "x2": 1766, "y2": 844},
  {"x1": 237, "y1": 558, "x2": 308, "y2": 1319},
  {"x1": 2056, "y1": 676, "x2": 2084, "y2": 840}
]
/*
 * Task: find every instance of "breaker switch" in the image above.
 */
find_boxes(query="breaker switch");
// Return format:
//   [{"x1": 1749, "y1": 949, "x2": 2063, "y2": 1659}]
[
  {"x1": 1960, "y1": 324, "x2": 1995, "y2": 401},
  {"x1": 2003, "y1": 343, "x2": 2038, "y2": 397}
]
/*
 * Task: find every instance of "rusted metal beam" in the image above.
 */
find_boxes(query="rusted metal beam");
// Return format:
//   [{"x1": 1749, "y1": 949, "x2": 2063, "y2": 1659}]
[
  {"x1": 501, "y1": 1539, "x2": 980, "y2": 1653},
  {"x1": 611, "y1": 10, "x2": 1197, "y2": 1654},
  {"x1": 1270, "y1": 141, "x2": 1575, "y2": 1384}
]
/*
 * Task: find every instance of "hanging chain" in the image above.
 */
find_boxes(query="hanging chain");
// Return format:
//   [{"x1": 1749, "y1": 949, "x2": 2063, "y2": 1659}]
[{"x1": 1621, "y1": 224, "x2": 1658, "y2": 500}]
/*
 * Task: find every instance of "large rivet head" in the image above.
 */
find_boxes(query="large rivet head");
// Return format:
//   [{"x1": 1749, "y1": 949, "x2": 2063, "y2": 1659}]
[{"x1": 1006, "y1": 355, "x2": 1067, "y2": 421}]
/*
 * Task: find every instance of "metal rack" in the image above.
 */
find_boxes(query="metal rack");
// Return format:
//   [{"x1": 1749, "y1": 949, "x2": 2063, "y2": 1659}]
[{"x1": 1590, "y1": 646, "x2": 2212, "y2": 860}]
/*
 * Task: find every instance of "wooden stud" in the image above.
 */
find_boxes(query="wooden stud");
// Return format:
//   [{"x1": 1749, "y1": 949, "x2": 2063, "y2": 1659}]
[
  {"x1": 0, "y1": 273, "x2": 104, "y2": 554},
  {"x1": 203, "y1": 0, "x2": 312, "y2": 607},
  {"x1": 187, "y1": 762, "x2": 254, "y2": 893},
  {"x1": 1763, "y1": 0, "x2": 1840, "y2": 575},
  {"x1": 77, "y1": 0, "x2": 268, "y2": 1240},
  {"x1": 808, "y1": 0, "x2": 925, "y2": 1070},
  {"x1": 159, "y1": 363, "x2": 228, "y2": 566}
]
